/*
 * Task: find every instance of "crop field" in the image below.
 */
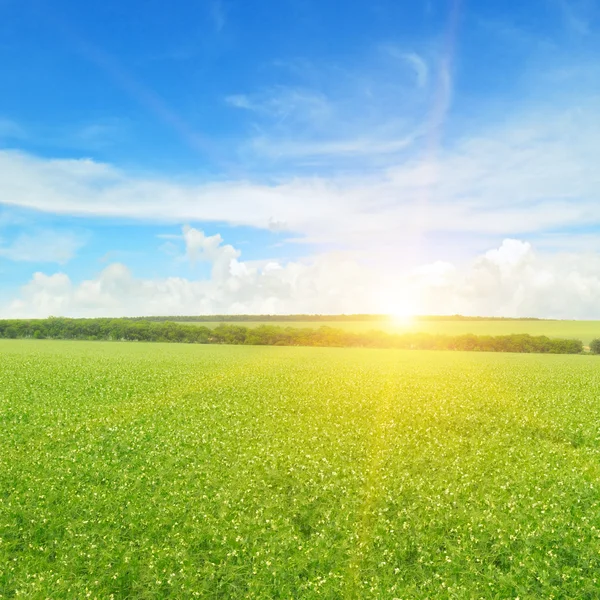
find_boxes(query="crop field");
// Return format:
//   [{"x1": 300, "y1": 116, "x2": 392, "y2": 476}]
[
  {"x1": 178, "y1": 319, "x2": 600, "y2": 345},
  {"x1": 2, "y1": 340, "x2": 600, "y2": 598}
]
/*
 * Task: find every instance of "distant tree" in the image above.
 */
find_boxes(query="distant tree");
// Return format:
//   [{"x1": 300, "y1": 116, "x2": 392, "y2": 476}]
[
  {"x1": 590, "y1": 339, "x2": 600, "y2": 354},
  {"x1": 0, "y1": 317, "x2": 586, "y2": 354}
]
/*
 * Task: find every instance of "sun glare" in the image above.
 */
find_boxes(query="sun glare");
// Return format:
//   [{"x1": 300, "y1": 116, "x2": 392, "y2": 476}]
[
  {"x1": 380, "y1": 296, "x2": 418, "y2": 327},
  {"x1": 389, "y1": 310, "x2": 415, "y2": 326}
]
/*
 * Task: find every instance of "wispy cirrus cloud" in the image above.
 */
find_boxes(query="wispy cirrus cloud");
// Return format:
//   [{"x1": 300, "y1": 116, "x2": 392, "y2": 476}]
[
  {"x1": 0, "y1": 229, "x2": 87, "y2": 264},
  {"x1": 67, "y1": 120, "x2": 128, "y2": 150},
  {"x1": 246, "y1": 135, "x2": 416, "y2": 161},
  {"x1": 380, "y1": 45, "x2": 429, "y2": 88},
  {"x1": 554, "y1": 0, "x2": 594, "y2": 34},
  {"x1": 0, "y1": 118, "x2": 25, "y2": 140},
  {"x1": 2, "y1": 92, "x2": 600, "y2": 260},
  {"x1": 210, "y1": 0, "x2": 227, "y2": 33},
  {"x1": 0, "y1": 116, "x2": 128, "y2": 152},
  {"x1": 225, "y1": 87, "x2": 332, "y2": 124},
  {"x1": 2, "y1": 7, "x2": 599, "y2": 271},
  {"x1": 223, "y1": 44, "x2": 444, "y2": 168}
]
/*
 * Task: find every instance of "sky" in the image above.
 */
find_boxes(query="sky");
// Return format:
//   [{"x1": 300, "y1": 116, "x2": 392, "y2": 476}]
[{"x1": 1, "y1": 0, "x2": 600, "y2": 317}]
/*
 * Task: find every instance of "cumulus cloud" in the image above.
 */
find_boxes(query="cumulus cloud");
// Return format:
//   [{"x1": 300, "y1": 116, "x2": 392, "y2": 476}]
[
  {"x1": 5, "y1": 230, "x2": 600, "y2": 319},
  {"x1": 182, "y1": 225, "x2": 241, "y2": 279},
  {"x1": 411, "y1": 239, "x2": 600, "y2": 318},
  {"x1": 5, "y1": 228, "x2": 377, "y2": 317}
]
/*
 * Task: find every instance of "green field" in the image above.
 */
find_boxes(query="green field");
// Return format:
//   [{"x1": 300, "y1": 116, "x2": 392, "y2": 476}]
[
  {"x1": 2, "y1": 340, "x2": 600, "y2": 598},
  {"x1": 180, "y1": 319, "x2": 600, "y2": 345}
]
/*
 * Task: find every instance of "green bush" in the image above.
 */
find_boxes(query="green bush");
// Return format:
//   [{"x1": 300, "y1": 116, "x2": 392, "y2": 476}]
[{"x1": 590, "y1": 339, "x2": 600, "y2": 354}]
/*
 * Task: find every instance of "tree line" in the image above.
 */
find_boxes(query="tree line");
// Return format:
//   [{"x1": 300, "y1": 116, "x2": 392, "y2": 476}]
[
  {"x1": 0, "y1": 318, "x2": 584, "y2": 354},
  {"x1": 124, "y1": 314, "x2": 545, "y2": 322}
]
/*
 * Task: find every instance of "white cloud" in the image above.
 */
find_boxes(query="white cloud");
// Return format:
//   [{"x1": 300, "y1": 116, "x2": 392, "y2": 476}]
[
  {"x1": 224, "y1": 46, "x2": 435, "y2": 164},
  {"x1": 408, "y1": 239, "x2": 600, "y2": 318},
  {"x1": 2, "y1": 95, "x2": 600, "y2": 253},
  {"x1": 225, "y1": 94, "x2": 254, "y2": 110},
  {"x1": 210, "y1": 0, "x2": 226, "y2": 33},
  {"x1": 0, "y1": 229, "x2": 86, "y2": 264},
  {"x1": 555, "y1": 0, "x2": 593, "y2": 35},
  {"x1": 226, "y1": 86, "x2": 332, "y2": 124},
  {"x1": 480, "y1": 239, "x2": 532, "y2": 278},
  {"x1": 6, "y1": 230, "x2": 600, "y2": 319},
  {"x1": 182, "y1": 225, "x2": 241, "y2": 278},
  {"x1": 4, "y1": 227, "x2": 378, "y2": 317},
  {"x1": 67, "y1": 120, "x2": 126, "y2": 150},
  {"x1": 247, "y1": 135, "x2": 416, "y2": 160},
  {"x1": 404, "y1": 53, "x2": 429, "y2": 88},
  {"x1": 9, "y1": 272, "x2": 74, "y2": 317},
  {"x1": 0, "y1": 118, "x2": 25, "y2": 140},
  {"x1": 382, "y1": 46, "x2": 429, "y2": 88},
  {"x1": 2, "y1": 54, "x2": 600, "y2": 257}
]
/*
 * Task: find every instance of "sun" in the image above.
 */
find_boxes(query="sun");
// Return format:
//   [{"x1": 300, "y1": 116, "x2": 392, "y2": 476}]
[
  {"x1": 389, "y1": 308, "x2": 416, "y2": 326},
  {"x1": 380, "y1": 297, "x2": 418, "y2": 326},
  {"x1": 375, "y1": 287, "x2": 420, "y2": 326}
]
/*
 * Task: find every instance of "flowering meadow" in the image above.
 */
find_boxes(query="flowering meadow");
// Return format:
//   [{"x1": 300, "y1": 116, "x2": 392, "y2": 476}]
[{"x1": 1, "y1": 340, "x2": 599, "y2": 598}]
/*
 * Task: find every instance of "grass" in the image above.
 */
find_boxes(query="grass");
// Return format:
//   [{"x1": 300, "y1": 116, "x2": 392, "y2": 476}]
[
  {"x1": 178, "y1": 319, "x2": 600, "y2": 345},
  {"x1": 1, "y1": 339, "x2": 600, "y2": 598}
]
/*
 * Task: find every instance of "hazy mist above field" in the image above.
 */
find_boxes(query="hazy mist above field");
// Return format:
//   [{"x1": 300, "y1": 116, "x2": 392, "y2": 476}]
[{"x1": 1, "y1": 0, "x2": 600, "y2": 317}]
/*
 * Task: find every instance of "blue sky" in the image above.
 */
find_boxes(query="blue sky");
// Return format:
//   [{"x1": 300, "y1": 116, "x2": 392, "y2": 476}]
[{"x1": 1, "y1": 0, "x2": 600, "y2": 317}]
